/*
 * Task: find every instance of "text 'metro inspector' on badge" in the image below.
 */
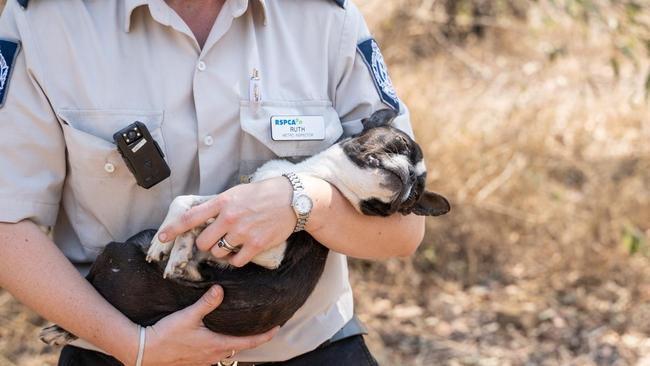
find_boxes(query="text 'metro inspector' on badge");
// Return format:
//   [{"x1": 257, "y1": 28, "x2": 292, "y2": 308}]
[{"x1": 270, "y1": 116, "x2": 326, "y2": 141}]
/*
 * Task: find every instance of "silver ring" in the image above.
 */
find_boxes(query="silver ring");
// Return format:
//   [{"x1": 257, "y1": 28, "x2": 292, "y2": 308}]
[{"x1": 217, "y1": 237, "x2": 240, "y2": 253}]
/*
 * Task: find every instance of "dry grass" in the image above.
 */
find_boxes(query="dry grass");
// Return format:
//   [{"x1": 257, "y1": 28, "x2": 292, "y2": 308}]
[
  {"x1": 351, "y1": 0, "x2": 650, "y2": 365},
  {"x1": 3, "y1": 0, "x2": 650, "y2": 365}
]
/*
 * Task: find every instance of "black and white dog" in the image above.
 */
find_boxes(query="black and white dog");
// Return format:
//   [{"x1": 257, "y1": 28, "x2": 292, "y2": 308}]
[{"x1": 40, "y1": 109, "x2": 450, "y2": 347}]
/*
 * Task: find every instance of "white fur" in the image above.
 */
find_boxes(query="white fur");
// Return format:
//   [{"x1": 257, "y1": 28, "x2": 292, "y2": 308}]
[
  {"x1": 252, "y1": 145, "x2": 398, "y2": 212},
  {"x1": 150, "y1": 144, "x2": 407, "y2": 279},
  {"x1": 164, "y1": 229, "x2": 203, "y2": 280},
  {"x1": 148, "y1": 193, "x2": 286, "y2": 276},
  {"x1": 246, "y1": 242, "x2": 286, "y2": 269},
  {"x1": 414, "y1": 160, "x2": 426, "y2": 176},
  {"x1": 147, "y1": 195, "x2": 215, "y2": 263},
  {"x1": 40, "y1": 326, "x2": 106, "y2": 354}
]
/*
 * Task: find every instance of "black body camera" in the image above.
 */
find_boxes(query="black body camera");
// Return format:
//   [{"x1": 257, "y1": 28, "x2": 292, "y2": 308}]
[{"x1": 113, "y1": 121, "x2": 170, "y2": 189}]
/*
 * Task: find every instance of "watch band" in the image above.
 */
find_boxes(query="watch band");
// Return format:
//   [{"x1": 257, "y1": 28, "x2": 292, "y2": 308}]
[{"x1": 283, "y1": 172, "x2": 310, "y2": 232}]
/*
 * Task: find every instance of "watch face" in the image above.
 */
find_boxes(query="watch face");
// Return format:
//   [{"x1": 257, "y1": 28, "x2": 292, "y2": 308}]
[{"x1": 294, "y1": 194, "x2": 313, "y2": 215}]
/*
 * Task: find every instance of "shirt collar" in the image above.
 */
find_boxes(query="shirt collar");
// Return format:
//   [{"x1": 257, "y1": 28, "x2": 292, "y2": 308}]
[{"x1": 124, "y1": 0, "x2": 267, "y2": 32}]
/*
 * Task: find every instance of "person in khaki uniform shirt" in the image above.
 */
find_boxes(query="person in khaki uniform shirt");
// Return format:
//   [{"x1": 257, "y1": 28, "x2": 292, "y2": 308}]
[{"x1": 0, "y1": 0, "x2": 425, "y2": 365}]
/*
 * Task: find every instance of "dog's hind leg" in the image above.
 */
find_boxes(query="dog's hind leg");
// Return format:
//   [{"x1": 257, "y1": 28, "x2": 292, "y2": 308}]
[{"x1": 39, "y1": 325, "x2": 78, "y2": 346}]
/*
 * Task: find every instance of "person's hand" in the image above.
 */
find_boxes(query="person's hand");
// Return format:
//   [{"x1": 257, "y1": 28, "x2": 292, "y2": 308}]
[
  {"x1": 157, "y1": 177, "x2": 298, "y2": 267},
  {"x1": 142, "y1": 285, "x2": 278, "y2": 366}
]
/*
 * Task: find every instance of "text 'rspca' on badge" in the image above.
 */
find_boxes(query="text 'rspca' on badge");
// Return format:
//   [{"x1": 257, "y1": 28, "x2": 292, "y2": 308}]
[
  {"x1": 357, "y1": 38, "x2": 400, "y2": 113},
  {"x1": 271, "y1": 116, "x2": 326, "y2": 141},
  {"x1": 0, "y1": 39, "x2": 20, "y2": 109}
]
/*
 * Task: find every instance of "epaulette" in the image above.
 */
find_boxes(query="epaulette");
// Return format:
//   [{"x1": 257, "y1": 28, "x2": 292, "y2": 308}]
[{"x1": 332, "y1": 0, "x2": 345, "y2": 9}]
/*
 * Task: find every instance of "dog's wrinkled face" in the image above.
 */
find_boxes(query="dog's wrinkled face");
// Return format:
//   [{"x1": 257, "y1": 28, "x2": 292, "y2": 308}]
[{"x1": 339, "y1": 110, "x2": 450, "y2": 217}]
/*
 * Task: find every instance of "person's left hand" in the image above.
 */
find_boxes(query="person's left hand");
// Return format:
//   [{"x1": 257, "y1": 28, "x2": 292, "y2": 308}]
[{"x1": 156, "y1": 177, "x2": 296, "y2": 267}]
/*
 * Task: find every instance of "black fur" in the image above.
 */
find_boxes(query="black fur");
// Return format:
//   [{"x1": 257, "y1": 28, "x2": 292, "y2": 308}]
[
  {"x1": 341, "y1": 109, "x2": 450, "y2": 217},
  {"x1": 83, "y1": 230, "x2": 328, "y2": 336},
  {"x1": 360, "y1": 199, "x2": 394, "y2": 217},
  {"x1": 42, "y1": 109, "x2": 450, "y2": 345}
]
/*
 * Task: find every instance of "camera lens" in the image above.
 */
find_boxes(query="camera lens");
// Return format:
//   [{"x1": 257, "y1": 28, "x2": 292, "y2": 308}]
[{"x1": 127, "y1": 130, "x2": 138, "y2": 141}]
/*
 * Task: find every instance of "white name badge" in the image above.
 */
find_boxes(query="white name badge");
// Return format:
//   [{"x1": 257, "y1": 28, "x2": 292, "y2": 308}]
[{"x1": 270, "y1": 115, "x2": 326, "y2": 141}]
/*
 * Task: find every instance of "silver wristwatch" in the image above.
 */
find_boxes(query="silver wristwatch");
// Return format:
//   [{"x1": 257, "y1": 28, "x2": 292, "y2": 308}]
[{"x1": 283, "y1": 172, "x2": 313, "y2": 232}]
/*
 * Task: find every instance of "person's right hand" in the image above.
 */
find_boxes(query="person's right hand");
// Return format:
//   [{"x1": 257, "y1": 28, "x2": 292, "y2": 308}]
[{"x1": 142, "y1": 285, "x2": 278, "y2": 366}]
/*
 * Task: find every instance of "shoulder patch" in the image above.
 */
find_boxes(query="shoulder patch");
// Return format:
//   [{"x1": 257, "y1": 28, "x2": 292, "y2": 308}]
[
  {"x1": 357, "y1": 38, "x2": 400, "y2": 113},
  {"x1": 332, "y1": 0, "x2": 346, "y2": 9},
  {"x1": 16, "y1": 0, "x2": 29, "y2": 8},
  {"x1": 0, "y1": 40, "x2": 21, "y2": 109}
]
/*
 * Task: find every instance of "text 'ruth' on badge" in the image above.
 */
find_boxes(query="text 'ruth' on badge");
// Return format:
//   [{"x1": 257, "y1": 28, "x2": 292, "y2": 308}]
[{"x1": 270, "y1": 115, "x2": 326, "y2": 141}]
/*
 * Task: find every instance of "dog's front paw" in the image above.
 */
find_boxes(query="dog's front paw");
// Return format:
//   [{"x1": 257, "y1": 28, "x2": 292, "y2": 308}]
[
  {"x1": 146, "y1": 233, "x2": 173, "y2": 263},
  {"x1": 163, "y1": 230, "x2": 204, "y2": 281},
  {"x1": 146, "y1": 195, "x2": 212, "y2": 263},
  {"x1": 40, "y1": 325, "x2": 78, "y2": 346}
]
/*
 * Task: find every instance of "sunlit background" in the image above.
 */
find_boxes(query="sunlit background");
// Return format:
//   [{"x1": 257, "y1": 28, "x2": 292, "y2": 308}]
[{"x1": 2, "y1": 1, "x2": 650, "y2": 365}]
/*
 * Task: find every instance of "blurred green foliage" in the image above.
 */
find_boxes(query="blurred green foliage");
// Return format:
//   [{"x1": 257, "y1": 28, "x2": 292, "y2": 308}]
[{"x1": 622, "y1": 224, "x2": 648, "y2": 256}]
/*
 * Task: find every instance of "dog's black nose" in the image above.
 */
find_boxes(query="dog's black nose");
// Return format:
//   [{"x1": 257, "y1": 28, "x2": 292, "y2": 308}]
[{"x1": 408, "y1": 170, "x2": 417, "y2": 183}]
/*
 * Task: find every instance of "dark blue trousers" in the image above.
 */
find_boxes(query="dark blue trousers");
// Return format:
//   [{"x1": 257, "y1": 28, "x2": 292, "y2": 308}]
[{"x1": 58, "y1": 335, "x2": 379, "y2": 366}]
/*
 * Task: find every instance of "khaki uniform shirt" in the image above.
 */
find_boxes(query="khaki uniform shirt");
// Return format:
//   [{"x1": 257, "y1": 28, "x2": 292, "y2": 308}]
[{"x1": 0, "y1": 0, "x2": 413, "y2": 361}]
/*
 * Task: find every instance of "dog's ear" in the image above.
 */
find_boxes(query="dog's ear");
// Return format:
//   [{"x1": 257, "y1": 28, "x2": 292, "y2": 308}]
[
  {"x1": 411, "y1": 191, "x2": 451, "y2": 216},
  {"x1": 127, "y1": 229, "x2": 158, "y2": 252},
  {"x1": 361, "y1": 109, "x2": 398, "y2": 131}
]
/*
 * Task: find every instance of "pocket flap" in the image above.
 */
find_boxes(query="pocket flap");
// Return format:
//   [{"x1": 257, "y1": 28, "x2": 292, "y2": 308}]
[
  {"x1": 55, "y1": 109, "x2": 166, "y2": 177},
  {"x1": 56, "y1": 108, "x2": 164, "y2": 143},
  {"x1": 240, "y1": 101, "x2": 343, "y2": 157}
]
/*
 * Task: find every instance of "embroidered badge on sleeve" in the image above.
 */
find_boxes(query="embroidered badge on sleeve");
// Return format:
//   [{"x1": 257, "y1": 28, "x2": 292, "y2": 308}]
[
  {"x1": 357, "y1": 38, "x2": 400, "y2": 113},
  {"x1": 0, "y1": 39, "x2": 21, "y2": 108}
]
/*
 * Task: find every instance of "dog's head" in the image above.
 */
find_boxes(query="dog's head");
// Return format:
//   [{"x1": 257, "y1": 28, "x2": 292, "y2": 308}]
[{"x1": 339, "y1": 109, "x2": 450, "y2": 217}]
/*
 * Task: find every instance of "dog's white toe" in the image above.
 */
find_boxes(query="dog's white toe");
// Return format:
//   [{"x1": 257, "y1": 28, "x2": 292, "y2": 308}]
[{"x1": 146, "y1": 234, "x2": 173, "y2": 263}]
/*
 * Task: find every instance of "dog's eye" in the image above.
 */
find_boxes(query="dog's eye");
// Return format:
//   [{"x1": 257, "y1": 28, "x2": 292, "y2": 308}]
[{"x1": 366, "y1": 154, "x2": 381, "y2": 167}]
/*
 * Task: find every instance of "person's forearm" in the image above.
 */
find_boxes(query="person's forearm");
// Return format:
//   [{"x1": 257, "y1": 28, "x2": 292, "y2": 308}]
[
  {"x1": 0, "y1": 221, "x2": 139, "y2": 365},
  {"x1": 303, "y1": 176, "x2": 426, "y2": 259}
]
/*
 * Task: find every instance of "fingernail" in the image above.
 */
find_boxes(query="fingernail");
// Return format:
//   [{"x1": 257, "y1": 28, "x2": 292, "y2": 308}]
[
  {"x1": 210, "y1": 286, "x2": 221, "y2": 298},
  {"x1": 158, "y1": 233, "x2": 168, "y2": 242}
]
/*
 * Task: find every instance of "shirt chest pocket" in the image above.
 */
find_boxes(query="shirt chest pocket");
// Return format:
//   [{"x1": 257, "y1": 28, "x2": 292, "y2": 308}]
[
  {"x1": 238, "y1": 100, "x2": 343, "y2": 180},
  {"x1": 55, "y1": 109, "x2": 173, "y2": 252}
]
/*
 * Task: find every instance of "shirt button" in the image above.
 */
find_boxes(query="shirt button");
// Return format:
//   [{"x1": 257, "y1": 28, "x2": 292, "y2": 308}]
[
  {"x1": 104, "y1": 163, "x2": 115, "y2": 173},
  {"x1": 203, "y1": 135, "x2": 214, "y2": 146},
  {"x1": 197, "y1": 61, "x2": 206, "y2": 71}
]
